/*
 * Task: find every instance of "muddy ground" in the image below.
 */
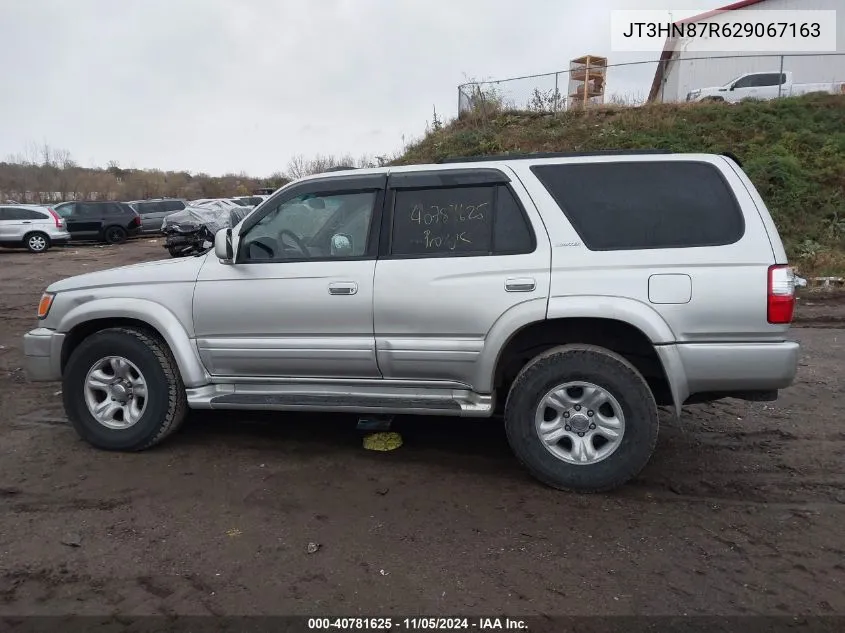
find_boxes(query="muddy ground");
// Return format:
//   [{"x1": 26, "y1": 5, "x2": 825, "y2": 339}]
[{"x1": 0, "y1": 239, "x2": 843, "y2": 619}]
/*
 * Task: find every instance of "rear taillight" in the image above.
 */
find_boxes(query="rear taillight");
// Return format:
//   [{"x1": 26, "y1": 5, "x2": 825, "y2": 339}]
[
  {"x1": 47, "y1": 207, "x2": 63, "y2": 228},
  {"x1": 132, "y1": 216, "x2": 141, "y2": 227},
  {"x1": 767, "y1": 264, "x2": 795, "y2": 324}
]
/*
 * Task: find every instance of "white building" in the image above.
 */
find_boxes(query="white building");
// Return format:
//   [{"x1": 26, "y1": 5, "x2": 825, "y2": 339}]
[{"x1": 648, "y1": 0, "x2": 845, "y2": 102}]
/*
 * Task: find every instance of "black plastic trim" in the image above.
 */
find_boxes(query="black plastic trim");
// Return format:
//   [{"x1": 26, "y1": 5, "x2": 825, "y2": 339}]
[{"x1": 388, "y1": 168, "x2": 510, "y2": 189}]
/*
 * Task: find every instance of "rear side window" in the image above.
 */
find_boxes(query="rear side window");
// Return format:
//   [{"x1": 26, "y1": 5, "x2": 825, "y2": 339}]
[
  {"x1": 18, "y1": 209, "x2": 48, "y2": 220},
  {"x1": 162, "y1": 200, "x2": 185, "y2": 212},
  {"x1": 135, "y1": 202, "x2": 162, "y2": 215},
  {"x1": 390, "y1": 184, "x2": 535, "y2": 257},
  {"x1": 530, "y1": 161, "x2": 745, "y2": 251}
]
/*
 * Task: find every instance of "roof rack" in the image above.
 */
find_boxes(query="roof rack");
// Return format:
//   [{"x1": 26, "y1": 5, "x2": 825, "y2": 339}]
[
  {"x1": 437, "y1": 150, "x2": 672, "y2": 164},
  {"x1": 324, "y1": 165, "x2": 357, "y2": 172}
]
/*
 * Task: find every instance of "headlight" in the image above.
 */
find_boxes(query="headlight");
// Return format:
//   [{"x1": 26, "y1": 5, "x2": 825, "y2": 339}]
[{"x1": 37, "y1": 292, "x2": 55, "y2": 319}]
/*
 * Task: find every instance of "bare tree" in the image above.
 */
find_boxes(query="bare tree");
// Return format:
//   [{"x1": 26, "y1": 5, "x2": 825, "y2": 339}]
[{"x1": 285, "y1": 153, "x2": 358, "y2": 180}]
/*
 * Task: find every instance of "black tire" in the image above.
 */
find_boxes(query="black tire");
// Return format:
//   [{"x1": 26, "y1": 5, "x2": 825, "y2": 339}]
[
  {"x1": 504, "y1": 344, "x2": 659, "y2": 493},
  {"x1": 63, "y1": 327, "x2": 188, "y2": 451},
  {"x1": 103, "y1": 225, "x2": 127, "y2": 244},
  {"x1": 24, "y1": 232, "x2": 51, "y2": 253},
  {"x1": 168, "y1": 246, "x2": 184, "y2": 258},
  {"x1": 701, "y1": 97, "x2": 724, "y2": 103}
]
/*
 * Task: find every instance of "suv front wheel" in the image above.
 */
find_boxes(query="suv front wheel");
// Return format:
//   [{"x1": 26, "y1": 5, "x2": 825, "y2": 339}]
[
  {"x1": 504, "y1": 344, "x2": 659, "y2": 493},
  {"x1": 63, "y1": 327, "x2": 187, "y2": 451}
]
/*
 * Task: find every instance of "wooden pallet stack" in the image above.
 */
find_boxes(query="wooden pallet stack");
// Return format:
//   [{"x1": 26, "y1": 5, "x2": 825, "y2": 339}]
[{"x1": 568, "y1": 55, "x2": 607, "y2": 110}]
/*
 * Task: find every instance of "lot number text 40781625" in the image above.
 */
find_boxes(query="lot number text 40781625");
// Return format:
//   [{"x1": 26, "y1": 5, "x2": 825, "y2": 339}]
[{"x1": 307, "y1": 617, "x2": 529, "y2": 630}]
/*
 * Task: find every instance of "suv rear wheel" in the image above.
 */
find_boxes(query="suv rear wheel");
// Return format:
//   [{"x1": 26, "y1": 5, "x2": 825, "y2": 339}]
[
  {"x1": 25, "y1": 232, "x2": 50, "y2": 253},
  {"x1": 504, "y1": 344, "x2": 659, "y2": 493},
  {"x1": 63, "y1": 327, "x2": 187, "y2": 451},
  {"x1": 104, "y1": 226, "x2": 127, "y2": 244}
]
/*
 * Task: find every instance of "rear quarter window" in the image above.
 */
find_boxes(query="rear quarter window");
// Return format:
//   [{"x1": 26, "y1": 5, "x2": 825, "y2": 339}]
[{"x1": 530, "y1": 161, "x2": 745, "y2": 251}]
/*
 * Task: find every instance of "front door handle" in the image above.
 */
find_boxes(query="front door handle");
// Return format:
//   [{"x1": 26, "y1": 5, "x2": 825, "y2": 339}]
[
  {"x1": 21, "y1": 221, "x2": 32, "y2": 224},
  {"x1": 328, "y1": 282, "x2": 358, "y2": 296},
  {"x1": 505, "y1": 278, "x2": 536, "y2": 292}
]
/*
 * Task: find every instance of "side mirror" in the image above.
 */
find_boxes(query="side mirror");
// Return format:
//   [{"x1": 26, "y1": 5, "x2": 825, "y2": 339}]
[
  {"x1": 214, "y1": 228, "x2": 234, "y2": 263},
  {"x1": 330, "y1": 233, "x2": 353, "y2": 257},
  {"x1": 729, "y1": 84, "x2": 736, "y2": 91}
]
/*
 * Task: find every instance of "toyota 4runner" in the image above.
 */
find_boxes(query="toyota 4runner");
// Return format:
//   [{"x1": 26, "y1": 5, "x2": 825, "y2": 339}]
[{"x1": 23, "y1": 151, "x2": 800, "y2": 492}]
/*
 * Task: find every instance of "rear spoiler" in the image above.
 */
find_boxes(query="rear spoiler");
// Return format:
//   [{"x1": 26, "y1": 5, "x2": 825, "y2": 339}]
[{"x1": 721, "y1": 152, "x2": 743, "y2": 168}]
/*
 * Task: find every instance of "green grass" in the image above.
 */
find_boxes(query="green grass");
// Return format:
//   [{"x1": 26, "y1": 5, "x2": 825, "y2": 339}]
[{"x1": 396, "y1": 94, "x2": 845, "y2": 275}]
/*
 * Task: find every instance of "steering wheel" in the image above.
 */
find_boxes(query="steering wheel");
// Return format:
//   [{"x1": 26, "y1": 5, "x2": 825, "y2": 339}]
[{"x1": 278, "y1": 229, "x2": 311, "y2": 258}]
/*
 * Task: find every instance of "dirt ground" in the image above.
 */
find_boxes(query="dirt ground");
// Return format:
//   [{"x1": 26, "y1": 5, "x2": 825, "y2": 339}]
[{"x1": 1, "y1": 239, "x2": 844, "y2": 619}]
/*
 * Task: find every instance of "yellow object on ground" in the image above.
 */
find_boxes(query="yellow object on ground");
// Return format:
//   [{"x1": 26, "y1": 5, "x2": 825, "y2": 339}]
[{"x1": 363, "y1": 432, "x2": 403, "y2": 451}]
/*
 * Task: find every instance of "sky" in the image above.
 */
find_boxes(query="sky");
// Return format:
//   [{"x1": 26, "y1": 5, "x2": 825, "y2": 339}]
[{"x1": 0, "y1": 0, "x2": 725, "y2": 177}]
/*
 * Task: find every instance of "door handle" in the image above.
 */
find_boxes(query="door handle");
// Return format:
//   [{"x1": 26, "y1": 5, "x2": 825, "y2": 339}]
[
  {"x1": 328, "y1": 282, "x2": 358, "y2": 296},
  {"x1": 21, "y1": 221, "x2": 32, "y2": 224},
  {"x1": 505, "y1": 278, "x2": 536, "y2": 292}
]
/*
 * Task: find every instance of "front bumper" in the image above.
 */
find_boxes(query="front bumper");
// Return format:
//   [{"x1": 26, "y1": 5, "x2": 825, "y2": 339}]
[{"x1": 23, "y1": 328, "x2": 65, "y2": 382}]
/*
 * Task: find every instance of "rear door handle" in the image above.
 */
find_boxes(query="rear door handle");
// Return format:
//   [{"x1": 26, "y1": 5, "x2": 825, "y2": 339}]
[
  {"x1": 505, "y1": 278, "x2": 536, "y2": 292},
  {"x1": 21, "y1": 221, "x2": 32, "y2": 224},
  {"x1": 328, "y1": 282, "x2": 358, "y2": 296}
]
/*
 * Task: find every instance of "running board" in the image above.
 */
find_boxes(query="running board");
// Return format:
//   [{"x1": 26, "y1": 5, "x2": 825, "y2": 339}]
[{"x1": 185, "y1": 383, "x2": 494, "y2": 417}]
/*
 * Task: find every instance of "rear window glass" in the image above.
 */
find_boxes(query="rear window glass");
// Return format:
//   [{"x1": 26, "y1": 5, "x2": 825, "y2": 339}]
[
  {"x1": 161, "y1": 200, "x2": 185, "y2": 212},
  {"x1": 530, "y1": 161, "x2": 745, "y2": 251},
  {"x1": 135, "y1": 202, "x2": 163, "y2": 214}
]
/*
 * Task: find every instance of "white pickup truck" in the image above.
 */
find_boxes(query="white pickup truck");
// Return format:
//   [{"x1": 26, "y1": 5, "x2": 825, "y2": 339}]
[{"x1": 686, "y1": 71, "x2": 845, "y2": 103}]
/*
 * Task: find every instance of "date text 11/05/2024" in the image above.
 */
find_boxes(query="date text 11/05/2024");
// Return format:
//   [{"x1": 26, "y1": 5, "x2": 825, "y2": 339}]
[{"x1": 307, "y1": 617, "x2": 529, "y2": 630}]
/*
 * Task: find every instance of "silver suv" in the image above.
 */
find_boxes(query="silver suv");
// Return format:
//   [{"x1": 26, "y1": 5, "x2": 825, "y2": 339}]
[
  {"x1": 22, "y1": 151, "x2": 799, "y2": 492},
  {"x1": 0, "y1": 204, "x2": 71, "y2": 252}
]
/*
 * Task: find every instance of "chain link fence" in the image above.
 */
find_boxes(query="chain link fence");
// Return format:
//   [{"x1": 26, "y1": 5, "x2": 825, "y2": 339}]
[{"x1": 458, "y1": 53, "x2": 845, "y2": 116}]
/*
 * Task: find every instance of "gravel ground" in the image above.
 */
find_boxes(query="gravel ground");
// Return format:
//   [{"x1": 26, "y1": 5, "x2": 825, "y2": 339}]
[{"x1": 0, "y1": 239, "x2": 843, "y2": 618}]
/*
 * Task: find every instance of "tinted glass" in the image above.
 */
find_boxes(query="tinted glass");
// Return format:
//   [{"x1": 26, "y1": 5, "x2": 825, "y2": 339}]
[
  {"x1": 135, "y1": 202, "x2": 163, "y2": 215},
  {"x1": 391, "y1": 186, "x2": 493, "y2": 255},
  {"x1": 1, "y1": 208, "x2": 27, "y2": 220},
  {"x1": 530, "y1": 161, "x2": 745, "y2": 251},
  {"x1": 241, "y1": 191, "x2": 376, "y2": 261},
  {"x1": 55, "y1": 203, "x2": 75, "y2": 218},
  {"x1": 756, "y1": 73, "x2": 785, "y2": 86},
  {"x1": 78, "y1": 203, "x2": 101, "y2": 217},
  {"x1": 18, "y1": 208, "x2": 48, "y2": 220},
  {"x1": 733, "y1": 75, "x2": 755, "y2": 88},
  {"x1": 162, "y1": 200, "x2": 185, "y2": 212},
  {"x1": 0, "y1": 207, "x2": 12, "y2": 220},
  {"x1": 493, "y1": 186, "x2": 535, "y2": 254}
]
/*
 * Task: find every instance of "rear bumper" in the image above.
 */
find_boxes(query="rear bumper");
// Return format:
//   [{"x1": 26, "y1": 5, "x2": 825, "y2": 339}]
[
  {"x1": 656, "y1": 340, "x2": 800, "y2": 412},
  {"x1": 677, "y1": 341, "x2": 800, "y2": 394},
  {"x1": 51, "y1": 235, "x2": 71, "y2": 245},
  {"x1": 23, "y1": 328, "x2": 65, "y2": 382}
]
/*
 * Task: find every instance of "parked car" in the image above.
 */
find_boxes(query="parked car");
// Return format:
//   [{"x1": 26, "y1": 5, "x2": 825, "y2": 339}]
[
  {"x1": 23, "y1": 151, "x2": 799, "y2": 492},
  {"x1": 128, "y1": 199, "x2": 187, "y2": 234},
  {"x1": 161, "y1": 205, "x2": 252, "y2": 258},
  {"x1": 52, "y1": 201, "x2": 142, "y2": 244},
  {"x1": 687, "y1": 71, "x2": 845, "y2": 102},
  {"x1": 0, "y1": 204, "x2": 71, "y2": 253},
  {"x1": 231, "y1": 195, "x2": 267, "y2": 206}
]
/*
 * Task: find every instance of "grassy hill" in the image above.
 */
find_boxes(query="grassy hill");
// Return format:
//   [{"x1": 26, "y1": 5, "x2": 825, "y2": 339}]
[{"x1": 397, "y1": 94, "x2": 845, "y2": 275}]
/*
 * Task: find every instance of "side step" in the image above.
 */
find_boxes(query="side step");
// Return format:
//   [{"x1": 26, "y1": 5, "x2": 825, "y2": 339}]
[{"x1": 186, "y1": 383, "x2": 494, "y2": 417}]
